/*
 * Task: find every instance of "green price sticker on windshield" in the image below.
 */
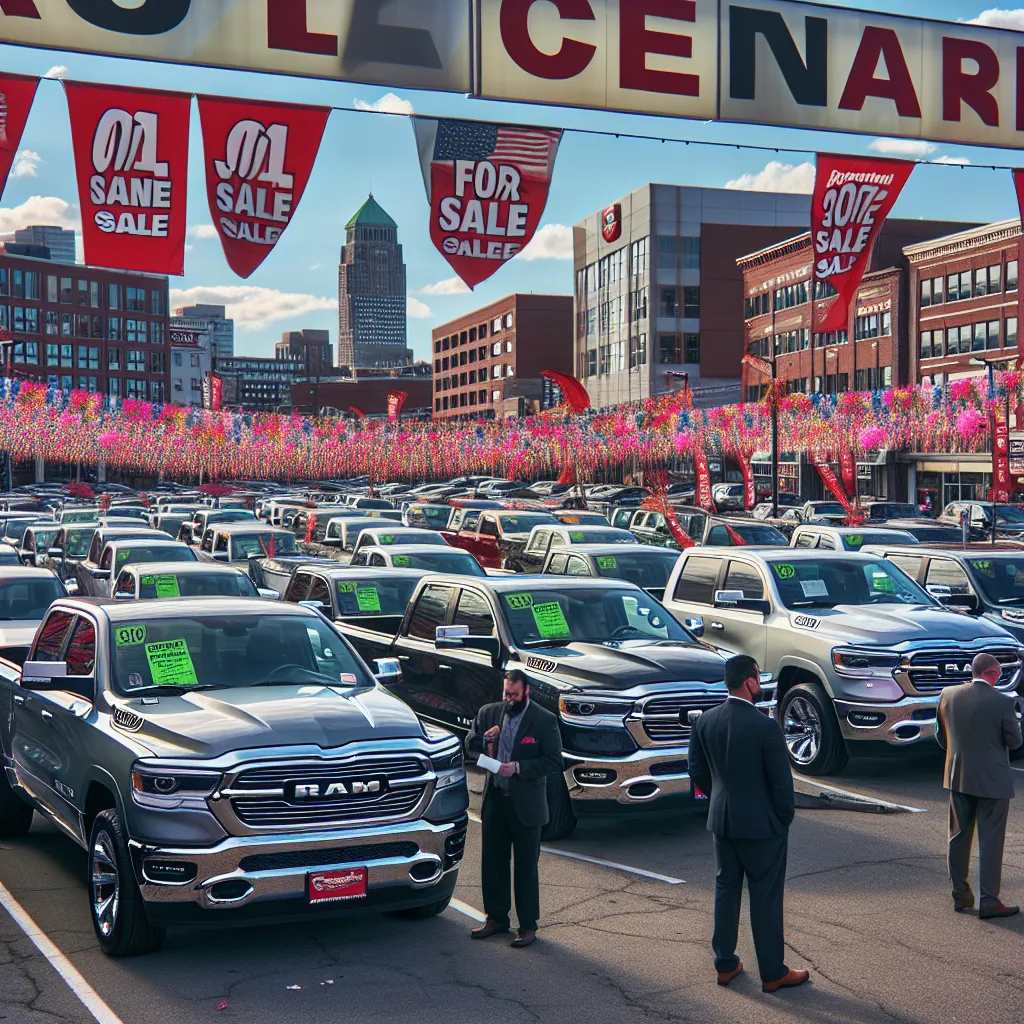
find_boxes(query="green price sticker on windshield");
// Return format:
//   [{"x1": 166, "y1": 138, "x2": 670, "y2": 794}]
[
  {"x1": 338, "y1": 581, "x2": 359, "y2": 593},
  {"x1": 871, "y1": 572, "x2": 896, "y2": 592},
  {"x1": 153, "y1": 574, "x2": 180, "y2": 598},
  {"x1": 846, "y1": 535, "x2": 864, "y2": 549},
  {"x1": 393, "y1": 555, "x2": 411, "y2": 567},
  {"x1": 570, "y1": 531, "x2": 585, "y2": 542},
  {"x1": 145, "y1": 639, "x2": 198, "y2": 687},
  {"x1": 115, "y1": 624, "x2": 146, "y2": 646},
  {"x1": 356, "y1": 586, "x2": 382, "y2": 612},
  {"x1": 596, "y1": 556, "x2": 618, "y2": 570},
  {"x1": 505, "y1": 592, "x2": 534, "y2": 610},
  {"x1": 532, "y1": 601, "x2": 572, "y2": 640},
  {"x1": 974, "y1": 560, "x2": 995, "y2": 575},
  {"x1": 381, "y1": 535, "x2": 396, "y2": 544},
  {"x1": 773, "y1": 563, "x2": 796, "y2": 580},
  {"x1": 116, "y1": 549, "x2": 132, "y2": 567}
]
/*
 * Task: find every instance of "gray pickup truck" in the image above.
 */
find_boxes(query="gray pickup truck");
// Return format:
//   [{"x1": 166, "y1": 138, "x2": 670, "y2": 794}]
[
  {"x1": 0, "y1": 597, "x2": 468, "y2": 956},
  {"x1": 663, "y1": 548, "x2": 1024, "y2": 775}
]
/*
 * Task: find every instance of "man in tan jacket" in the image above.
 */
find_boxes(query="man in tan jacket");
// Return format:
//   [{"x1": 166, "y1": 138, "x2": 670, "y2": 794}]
[{"x1": 937, "y1": 653, "x2": 1023, "y2": 919}]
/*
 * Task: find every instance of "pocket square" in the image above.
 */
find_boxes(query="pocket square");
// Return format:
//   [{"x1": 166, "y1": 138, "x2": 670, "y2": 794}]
[{"x1": 520, "y1": 736, "x2": 537, "y2": 744}]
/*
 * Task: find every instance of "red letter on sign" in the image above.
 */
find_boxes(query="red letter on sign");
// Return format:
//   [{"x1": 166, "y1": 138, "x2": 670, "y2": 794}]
[
  {"x1": 500, "y1": 0, "x2": 596, "y2": 81},
  {"x1": 943, "y1": 37, "x2": 1000, "y2": 127},
  {"x1": 267, "y1": 0, "x2": 338, "y2": 56},
  {"x1": 620, "y1": 0, "x2": 698, "y2": 97},
  {"x1": 0, "y1": 0, "x2": 40, "y2": 16},
  {"x1": 839, "y1": 26, "x2": 922, "y2": 118}
]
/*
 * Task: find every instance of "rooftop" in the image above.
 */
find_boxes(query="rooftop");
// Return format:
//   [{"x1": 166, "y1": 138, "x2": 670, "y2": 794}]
[{"x1": 346, "y1": 194, "x2": 397, "y2": 230}]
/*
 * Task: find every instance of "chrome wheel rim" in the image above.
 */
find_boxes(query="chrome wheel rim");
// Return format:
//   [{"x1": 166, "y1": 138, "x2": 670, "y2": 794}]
[
  {"x1": 91, "y1": 833, "x2": 119, "y2": 939},
  {"x1": 783, "y1": 696, "x2": 822, "y2": 766}
]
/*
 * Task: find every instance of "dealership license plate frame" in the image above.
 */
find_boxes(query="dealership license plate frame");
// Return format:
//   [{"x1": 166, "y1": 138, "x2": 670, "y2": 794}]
[{"x1": 307, "y1": 867, "x2": 368, "y2": 905}]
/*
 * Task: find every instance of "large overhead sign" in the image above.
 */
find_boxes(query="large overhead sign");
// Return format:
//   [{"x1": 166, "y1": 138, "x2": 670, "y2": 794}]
[{"x1": 6, "y1": 1, "x2": 1024, "y2": 150}]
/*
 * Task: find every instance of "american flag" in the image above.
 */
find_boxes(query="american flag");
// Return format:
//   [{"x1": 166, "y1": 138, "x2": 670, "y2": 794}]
[{"x1": 433, "y1": 120, "x2": 561, "y2": 179}]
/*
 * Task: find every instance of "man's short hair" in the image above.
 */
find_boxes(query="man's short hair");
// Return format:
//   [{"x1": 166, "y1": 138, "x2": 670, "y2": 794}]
[
  {"x1": 725, "y1": 655, "x2": 759, "y2": 692},
  {"x1": 505, "y1": 668, "x2": 528, "y2": 686},
  {"x1": 972, "y1": 653, "x2": 1002, "y2": 679}
]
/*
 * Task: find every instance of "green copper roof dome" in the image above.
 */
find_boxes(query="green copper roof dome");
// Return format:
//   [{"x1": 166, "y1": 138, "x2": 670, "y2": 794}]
[{"x1": 346, "y1": 194, "x2": 397, "y2": 230}]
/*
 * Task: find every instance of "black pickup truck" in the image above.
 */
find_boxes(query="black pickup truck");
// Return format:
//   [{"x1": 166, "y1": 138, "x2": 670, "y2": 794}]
[{"x1": 286, "y1": 573, "x2": 751, "y2": 839}]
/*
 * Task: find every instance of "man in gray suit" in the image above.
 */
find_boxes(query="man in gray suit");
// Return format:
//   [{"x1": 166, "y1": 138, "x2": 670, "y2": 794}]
[
  {"x1": 688, "y1": 655, "x2": 808, "y2": 993},
  {"x1": 937, "y1": 652, "x2": 1023, "y2": 919}
]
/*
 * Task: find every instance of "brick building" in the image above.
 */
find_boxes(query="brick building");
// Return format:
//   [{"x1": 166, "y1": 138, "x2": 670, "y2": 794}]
[
  {"x1": 738, "y1": 219, "x2": 975, "y2": 401},
  {"x1": 291, "y1": 376, "x2": 433, "y2": 420},
  {"x1": 217, "y1": 356, "x2": 303, "y2": 413},
  {"x1": 431, "y1": 294, "x2": 573, "y2": 420},
  {"x1": 276, "y1": 328, "x2": 333, "y2": 379},
  {"x1": 0, "y1": 250, "x2": 171, "y2": 401}
]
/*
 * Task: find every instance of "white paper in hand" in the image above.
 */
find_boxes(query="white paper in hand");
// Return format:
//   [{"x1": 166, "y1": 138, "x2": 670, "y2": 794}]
[{"x1": 476, "y1": 754, "x2": 502, "y2": 774}]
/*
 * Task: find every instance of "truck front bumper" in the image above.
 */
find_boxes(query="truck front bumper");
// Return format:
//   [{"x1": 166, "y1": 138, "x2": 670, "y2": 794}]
[
  {"x1": 834, "y1": 695, "x2": 941, "y2": 745},
  {"x1": 128, "y1": 817, "x2": 466, "y2": 923},
  {"x1": 562, "y1": 746, "x2": 691, "y2": 804}
]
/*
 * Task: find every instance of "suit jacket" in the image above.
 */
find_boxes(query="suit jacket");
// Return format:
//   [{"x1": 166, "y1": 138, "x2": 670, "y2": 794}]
[
  {"x1": 466, "y1": 700, "x2": 563, "y2": 828},
  {"x1": 937, "y1": 680, "x2": 1023, "y2": 800},
  {"x1": 687, "y1": 698, "x2": 795, "y2": 840}
]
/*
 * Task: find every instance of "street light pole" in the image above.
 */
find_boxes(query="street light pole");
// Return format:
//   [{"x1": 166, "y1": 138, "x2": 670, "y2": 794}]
[{"x1": 771, "y1": 348, "x2": 779, "y2": 520}]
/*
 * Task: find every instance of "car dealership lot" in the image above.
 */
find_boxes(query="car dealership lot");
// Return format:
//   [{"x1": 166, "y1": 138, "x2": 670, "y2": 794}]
[{"x1": 3, "y1": 752, "x2": 1023, "y2": 1024}]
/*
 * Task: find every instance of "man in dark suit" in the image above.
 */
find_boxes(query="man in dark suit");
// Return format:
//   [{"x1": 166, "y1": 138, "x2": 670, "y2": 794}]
[
  {"x1": 937, "y1": 652, "x2": 1023, "y2": 918},
  {"x1": 688, "y1": 655, "x2": 808, "y2": 994},
  {"x1": 465, "y1": 668, "x2": 562, "y2": 948}
]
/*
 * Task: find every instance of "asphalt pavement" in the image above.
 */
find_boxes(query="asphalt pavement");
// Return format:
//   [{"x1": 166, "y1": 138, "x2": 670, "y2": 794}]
[{"x1": 2, "y1": 749, "x2": 1023, "y2": 1024}]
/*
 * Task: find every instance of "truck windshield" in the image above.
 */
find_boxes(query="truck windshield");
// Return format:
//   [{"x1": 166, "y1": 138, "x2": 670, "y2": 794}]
[
  {"x1": 840, "y1": 530, "x2": 917, "y2": 551},
  {"x1": 500, "y1": 587, "x2": 691, "y2": 646},
  {"x1": 767, "y1": 558, "x2": 931, "y2": 609},
  {"x1": 115, "y1": 545, "x2": 197, "y2": 571},
  {"x1": 337, "y1": 577, "x2": 420, "y2": 617},
  {"x1": 239, "y1": 534, "x2": 297, "y2": 558},
  {"x1": 566, "y1": 530, "x2": 634, "y2": 544},
  {"x1": 62, "y1": 510, "x2": 99, "y2": 523},
  {"x1": 495, "y1": 514, "x2": 554, "y2": 534},
  {"x1": 966, "y1": 557, "x2": 1024, "y2": 605},
  {"x1": 109, "y1": 613, "x2": 371, "y2": 695},
  {"x1": 410, "y1": 506, "x2": 450, "y2": 529},
  {"x1": 137, "y1": 572, "x2": 256, "y2": 599},
  {"x1": 66, "y1": 529, "x2": 97, "y2": 556},
  {"x1": 592, "y1": 550, "x2": 679, "y2": 588},
  {"x1": 0, "y1": 578, "x2": 64, "y2": 620},
  {"x1": 391, "y1": 550, "x2": 486, "y2": 576}
]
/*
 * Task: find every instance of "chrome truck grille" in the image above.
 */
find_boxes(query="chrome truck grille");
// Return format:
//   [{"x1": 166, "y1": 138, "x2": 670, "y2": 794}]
[
  {"x1": 636, "y1": 692, "x2": 728, "y2": 744},
  {"x1": 897, "y1": 647, "x2": 1022, "y2": 695}
]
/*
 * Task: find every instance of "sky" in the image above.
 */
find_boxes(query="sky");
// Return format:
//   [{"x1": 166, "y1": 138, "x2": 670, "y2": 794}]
[{"x1": 1, "y1": 1, "x2": 1024, "y2": 362}]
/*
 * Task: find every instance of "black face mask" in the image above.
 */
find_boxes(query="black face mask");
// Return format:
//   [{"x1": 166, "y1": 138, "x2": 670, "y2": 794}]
[
  {"x1": 750, "y1": 685, "x2": 764, "y2": 704},
  {"x1": 504, "y1": 696, "x2": 527, "y2": 716}
]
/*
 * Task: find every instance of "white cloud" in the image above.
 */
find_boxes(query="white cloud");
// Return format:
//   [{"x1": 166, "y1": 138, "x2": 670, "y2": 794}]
[
  {"x1": 169, "y1": 285, "x2": 336, "y2": 332},
  {"x1": 354, "y1": 93, "x2": 414, "y2": 115},
  {"x1": 188, "y1": 224, "x2": 219, "y2": 240},
  {"x1": 933, "y1": 155, "x2": 973, "y2": 165},
  {"x1": 407, "y1": 296, "x2": 433, "y2": 319},
  {"x1": 420, "y1": 276, "x2": 470, "y2": 296},
  {"x1": 309, "y1": 262, "x2": 321, "y2": 271},
  {"x1": 966, "y1": 8, "x2": 1024, "y2": 29},
  {"x1": 519, "y1": 223, "x2": 573, "y2": 261},
  {"x1": 0, "y1": 195, "x2": 80, "y2": 235},
  {"x1": 43, "y1": 65, "x2": 68, "y2": 80},
  {"x1": 867, "y1": 138, "x2": 937, "y2": 157},
  {"x1": 11, "y1": 150, "x2": 41, "y2": 178},
  {"x1": 724, "y1": 161, "x2": 816, "y2": 194}
]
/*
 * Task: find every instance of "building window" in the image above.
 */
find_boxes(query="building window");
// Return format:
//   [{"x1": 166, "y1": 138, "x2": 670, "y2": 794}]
[
  {"x1": 920, "y1": 279, "x2": 933, "y2": 307},
  {"x1": 630, "y1": 237, "x2": 648, "y2": 278},
  {"x1": 151, "y1": 352, "x2": 165, "y2": 374},
  {"x1": 685, "y1": 333, "x2": 700, "y2": 363},
  {"x1": 630, "y1": 333, "x2": 647, "y2": 368},
  {"x1": 505, "y1": 340, "x2": 512, "y2": 353},
  {"x1": 491, "y1": 389, "x2": 500, "y2": 402},
  {"x1": 108, "y1": 347, "x2": 121, "y2": 371},
  {"x1": 126, "y1": 320, "x2": 147, "y2": 344},
  {"x1": 659, "y1": 287, "x2": 678, "y2": 318},
  {"x1": 987, "y1": 320, "x2": 1000, "y2": 350},
  {"x1": 435, "y1": 398, "x2": 441, "y2": 412},
  {"x1": 478, "y1": 389, "x2": 486, "y2": 403},
  {"x1": 46, "y1": 276, "x2": 57, "y2": 303},
  {"x1": 76, "y1": 346, "x2": 99, "y2": 370},
  {"x1": 151, "y1": 322, "x2": 164, "y2": 345},
  {"x1": 190, "y1": 352, "x2": 200, "y2": 368},
  {"x1": 109, "y1": 284, "x2": 122, "y2": 309},
  {"x1": 126, "y1": 286, "x2": 146, "y2": 312},
  {"x1": 1007, "y1": 317, "x2": 1018, "y2": 347},
  {"x1": 151, "y1": 290, "x2": 165, "y2": 315},
  {"x1": 504, "y1": 313, "x2": 513, "y2": 329},
  {"x1": 1008, "y1": 261, "x2": 1019, "y2": 292},
  {"x1": 881, "y1": 311, "x2": 891, "y2": 336},
  {"x1": 107, "y1": 377, "x2": 120, "y2": 397},
  {"x1": 60, "y1": 278, "x2": 73, "y2": 304},
  {"x1": 433, "y1": 340, "x2": 441, "y2": 354},
  {"x1": 60, "y1": 344, "x2": 72, "y2": 367},
  {"x1": 920, "y1": 330, "x2": 934, "y2": 359},
  {"x1": 492, "y1": 317, "x2": 502, "y2": 333},
  {"x1": 127, "y1": 350, "x2": 145, "y2": 372},
  {"x1": 683, "y1": 287, "x2": 700, "y2": 318},
  {"x1": 75, "y1": 279, "x2": 87, "y2": 305},
  {"x1": 507, "y1": 365, "x2": 515, "y2": 377},
  {"x1": 659, "y1": 334, "x2": 679, "y2": 363},
  {"x1": 13, "y1": 341, "x2": 38, "y2": 364},
  {"x1": 89, "y1": 281, "x2": 100, "y2": 307},
  {"x1": 46, "y1": 343, "x2": 58, "y2": 366},
  {"x1": 479, "y1": 323, "x2": 488, "y2": 339}
]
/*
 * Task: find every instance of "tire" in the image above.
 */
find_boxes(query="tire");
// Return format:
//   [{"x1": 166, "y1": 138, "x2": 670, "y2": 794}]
[
  {"x1": 541, "y1": 771, "x2": 577, "y2": 841},
  {"x1": 88, "y1": 809, "x2": 165, "y2": 957},
  {"x1": 0, "y1": 771, "x2": 34, "y2": 838},
  {"x1": 391, "y1": 895, "x2": 452, "y2": 920},
  {"x1": 779, "y1": 681, "x2": 848, "y2": 776}
]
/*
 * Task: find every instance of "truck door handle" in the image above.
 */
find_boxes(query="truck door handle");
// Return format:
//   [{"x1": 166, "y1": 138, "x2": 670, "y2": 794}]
[
  {"x1": 710, "y1": 622, "x2": 725, "y2": 631},
  {"x1": 40, "y1": 708, "x2": 54, "y2": 722},
  {"x1": 13, "y1": 694, "x2": 25, "y2": 705}
]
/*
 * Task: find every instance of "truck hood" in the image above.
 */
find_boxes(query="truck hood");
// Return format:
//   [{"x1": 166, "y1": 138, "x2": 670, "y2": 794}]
[
  {"x1": 0, "y1": 621, "x2": 40, "y2": 650},
  {"x1": 789, "y1": 604, "x2": 1016, "y2": 647},
  {"x1": 518, "y1": 639, "x2": 727, "y2": 691},
  {"x1": 110, "y1": 684, "x2": 424, "y2": 759}
]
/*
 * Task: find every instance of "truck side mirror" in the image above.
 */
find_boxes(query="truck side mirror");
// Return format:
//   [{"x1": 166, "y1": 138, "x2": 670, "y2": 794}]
[
  {"x1": 683, "y1": 616, "x2": 705, "y2": 638},
  {"x1": 374, "y1": 658, "x2": 402, "y2": 685}
]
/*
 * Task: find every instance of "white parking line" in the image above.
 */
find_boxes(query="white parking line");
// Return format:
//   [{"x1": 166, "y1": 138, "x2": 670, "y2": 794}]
[
  {"x1": 466, "y1": 810, "x2": 686, "y2": 884},
  {"x1": 449, "y1": 898, "x2": 487, "y2": 922},
  {"x1": 0, "y1": 881, "x2": 124, "y2": 1024},
  {"x1": 793, "y1": 775, "x2": 927, "y2": 813}
]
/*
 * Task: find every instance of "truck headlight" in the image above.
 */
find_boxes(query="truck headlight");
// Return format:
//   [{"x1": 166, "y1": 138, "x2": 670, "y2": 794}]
[
  {"x1": 430, "y1": 746, "x2": 466, "y2": 789},
  {"x1": 831, "y1": 647, "x2": 900, "y2": 676},
  {"x1": 131, "y1": 766, "x2": 221, "y2": 810},
  {"x1": 558, "y1": 696, "x2": 634, "y2": 722}
]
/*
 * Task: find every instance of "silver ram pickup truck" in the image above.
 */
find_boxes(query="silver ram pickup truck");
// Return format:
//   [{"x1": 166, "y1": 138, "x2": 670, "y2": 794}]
[
  {"x1": 0, "y1": 597, "x2": 468, "y2": 956},
  {"x1": 663, "y1": 548, "x2": 1024, "y2": 775}
]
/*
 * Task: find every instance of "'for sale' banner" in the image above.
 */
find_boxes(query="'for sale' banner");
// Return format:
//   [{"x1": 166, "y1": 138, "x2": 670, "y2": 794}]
[
  {"x1": 812, "y1": 153, "x2": 914, "y2": 333},
  {"x1": 413, "y1": 117, "x2": 562, "y2": 288},
  {"x1": 0, "y1": 74, "x2": 38, "y2": 201},
  {"x1": 64, "y1": 81, "x2": 190, "y2": 275},
  {"x1": 198, "y1": 96, "x2": 330, "y2": 279}
]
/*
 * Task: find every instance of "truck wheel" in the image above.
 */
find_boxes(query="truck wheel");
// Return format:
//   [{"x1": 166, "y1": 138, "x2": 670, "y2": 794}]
[
  {"x1": 541, "y1": 772, "x2": 577, "y2": 841},
  {"x1": 780, "y1": 682, "x2": 848, "y2": 776},
  {"x1": 391, "y1": 895, "x2": 452, "y2": 920},
  {"x1": 0, "y1": 771, "x2": 34, "y2": 838},
  {"x1": 88, "y1": 810, "x2": 165, "y2": 957}
]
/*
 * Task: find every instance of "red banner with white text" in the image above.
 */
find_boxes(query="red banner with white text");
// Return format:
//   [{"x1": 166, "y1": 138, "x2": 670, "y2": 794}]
[
  {"x1": 64, "y1": 81, "x2": 190, "y2": 275},
  {"x1": 387, "y1": 390, "x2": 409, "y2": 423},
  {"x1": 694, "y1": 449, "x2": 714, "y2": 512},
  {"x1": 0, "y1": 74, "x2": 38, "y2": 200},
  {"x1": 413, "y1": 117, "x2": 562, "y2": 288},
  {"x1": 812, "y1": 154, "x2": 914, "y2": 333},
  {"x1": 198, "y1": 95, "x2": 329, "y2": 279},
  {"x1": 1013, "y1": 169, "x2": 1024, "y2": 421}
]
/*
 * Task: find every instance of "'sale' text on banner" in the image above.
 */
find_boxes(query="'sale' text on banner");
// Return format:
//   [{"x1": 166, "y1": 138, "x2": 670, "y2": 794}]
[
  {"x1": 64, "y1": 81, "x2": 190, "y2": 275},
  {"x1": 0, "y1": 74, "x2": 38, "y2": 200},
  {"x1": 812, "y1": 153, "x2": 914, "y2": 333},
  {"x1": 413, "y1": 117, "x2": 562, "y2": 288},
  {"x1": 198, "y1": 96, "x2": 330, "y2": 279},
  {"x1": 694, "y1": 449, "x2": 714, "y2": 512}
]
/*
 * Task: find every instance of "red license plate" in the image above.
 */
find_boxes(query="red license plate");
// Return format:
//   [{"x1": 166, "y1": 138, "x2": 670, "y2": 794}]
[
  {"x1": 693, "y1": 785, "x2": 709, "y2": 800},
  {"x1": 307, "y1": 867, "x2": 367, "y2": 904}
]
